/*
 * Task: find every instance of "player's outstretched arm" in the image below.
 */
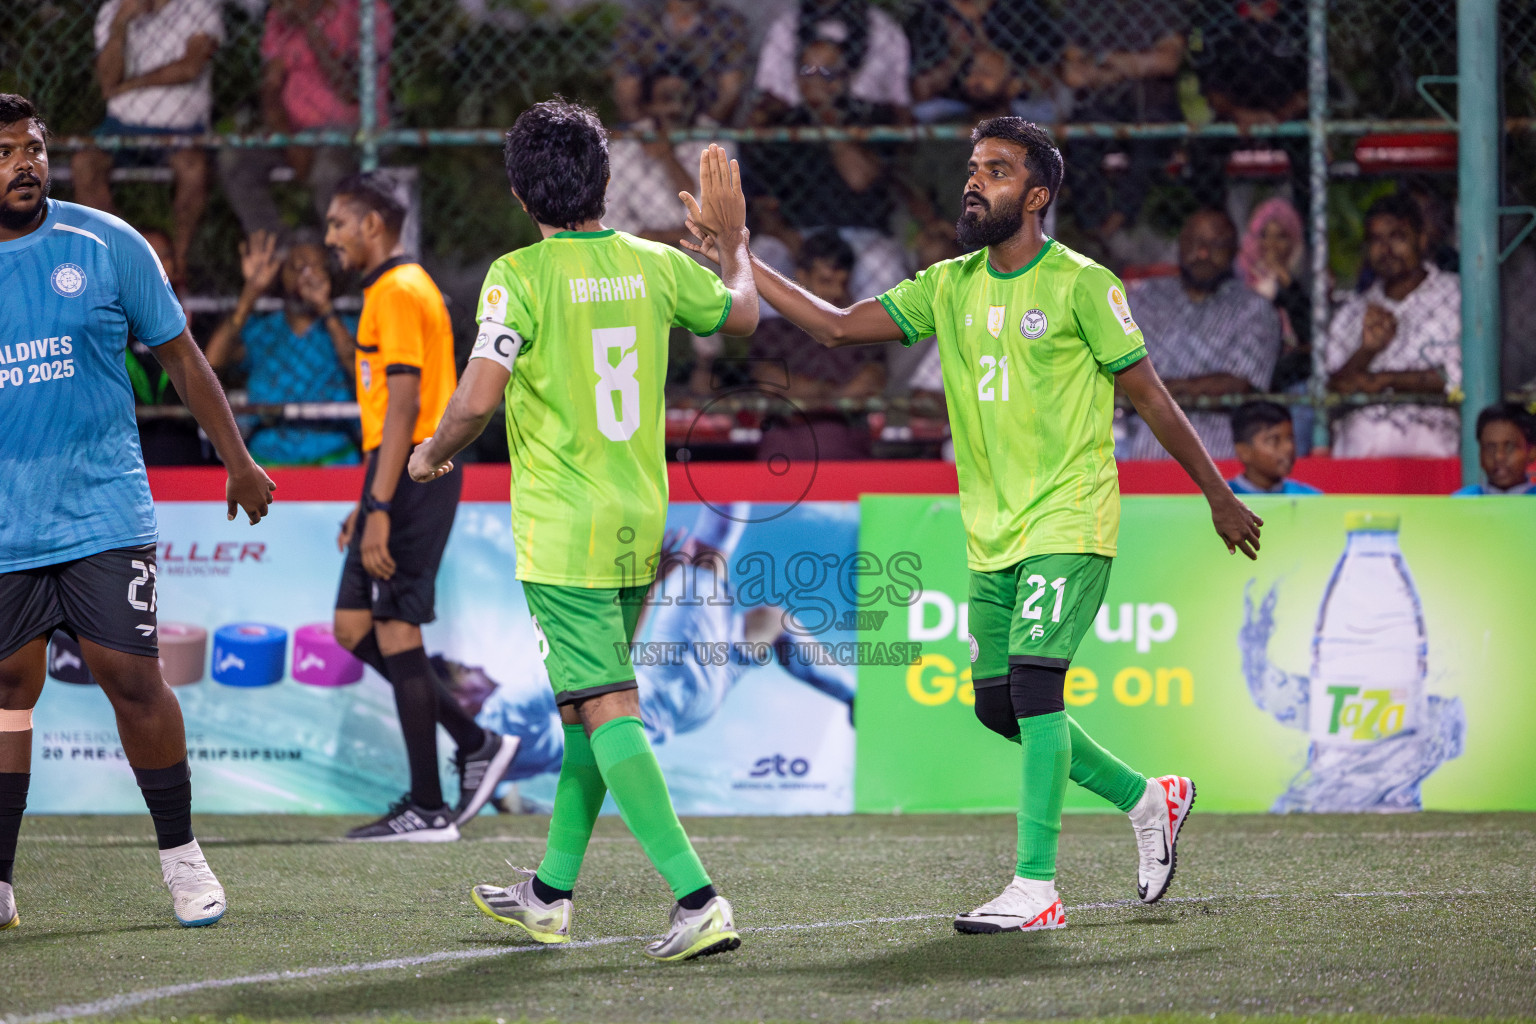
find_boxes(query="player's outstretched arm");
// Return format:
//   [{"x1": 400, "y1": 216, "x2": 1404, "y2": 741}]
[
  {"x1": 1116, "y1": 356, "x2": 1263, "y2": 560},
  {"x1": 407, "y1": 357, "x2": 511, "y2": 483},
  {"x1": 154, "y1": 329, "x2": 276, "y2": 524},
  {"x1": 681, "y1": 175, "x2": 902, "y2": 349}
]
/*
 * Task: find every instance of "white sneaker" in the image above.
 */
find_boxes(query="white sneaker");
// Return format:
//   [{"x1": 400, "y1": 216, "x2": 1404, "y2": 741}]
[
  {"x1": 0, "y1": 881, "x2": 17, "y2": 930},
  {"x1": 471, "y1": 867, "x2": 571, "y2": 944},
  {"x1": 644, "y1": 896, "x2": 741, "y2": 961},
  {"x1": 1130, "y1": 775, "x2": 1196, "y2": 904},
  {"x1": 160, "y1": 841, "x2": 226, "y2": 927},
  {"x1": 954, "y1": 876, "x2": 1066, "y2": 933}
]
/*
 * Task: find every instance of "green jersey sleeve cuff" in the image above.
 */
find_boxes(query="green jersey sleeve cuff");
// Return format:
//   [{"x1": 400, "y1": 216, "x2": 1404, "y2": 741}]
[
  {"x1": 878, "y1": 294, "x2": 921, "y2": 347},
  {"x1": 1104, "y1": 345, "x2": 1148, "y2": 374},
  {"x1": 701, "y1": 294, "x2": 732, "y2": 336}
]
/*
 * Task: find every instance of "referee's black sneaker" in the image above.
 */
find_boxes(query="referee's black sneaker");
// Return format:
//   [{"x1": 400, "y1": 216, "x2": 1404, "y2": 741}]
[
  {"x1": 455, "y1": 732, "x2": 520, "y2": 826},
  {"x1": 344, "y1": 797, "x2": 460, "y2": 843}
]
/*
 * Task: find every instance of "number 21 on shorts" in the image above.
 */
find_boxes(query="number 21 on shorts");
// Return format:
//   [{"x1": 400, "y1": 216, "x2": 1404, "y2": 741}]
[{"x1": 1021, "y1": 575, "x2": 1066, "y2": 622}]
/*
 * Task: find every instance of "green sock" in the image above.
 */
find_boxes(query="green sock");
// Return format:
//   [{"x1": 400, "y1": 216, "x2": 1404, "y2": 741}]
[
  {"x1": 588, "y1": 716, "x2": 711, "y2": 899},
  {"x1": 1015, "y1": 711, "x2": 1070, "y2": 881},
  {"x1": 536, "y1": 724, "x2": 607, "y2": 892},
  {"x1": 1066, "y1": 715, "x2": 1148, "y2": 813}
]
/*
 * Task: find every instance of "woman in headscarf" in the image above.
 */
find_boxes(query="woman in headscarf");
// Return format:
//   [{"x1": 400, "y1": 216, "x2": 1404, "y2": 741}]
[{"x1": 1238, "y1": 197, "x2": 1311, "y2": 391}]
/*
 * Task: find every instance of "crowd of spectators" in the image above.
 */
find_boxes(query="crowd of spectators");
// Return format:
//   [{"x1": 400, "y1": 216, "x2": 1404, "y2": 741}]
[{"x1": 49, "y1": 0, "x2": 1519, "y2": 469}]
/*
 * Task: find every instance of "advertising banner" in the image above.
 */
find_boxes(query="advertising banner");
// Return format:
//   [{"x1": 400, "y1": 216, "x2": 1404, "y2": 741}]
[
  {"x1": 855, "y1": 495, "x2": 1536, "y2": 814},
  {"x1": 29, "y1": 500, "x2": 859, "y2": 816}
]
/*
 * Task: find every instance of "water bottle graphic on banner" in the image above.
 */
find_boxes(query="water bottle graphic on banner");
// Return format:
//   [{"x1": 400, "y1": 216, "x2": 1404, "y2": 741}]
[{"x1": 1308, "y1": 512, "x2": 1426, "y2": 747}]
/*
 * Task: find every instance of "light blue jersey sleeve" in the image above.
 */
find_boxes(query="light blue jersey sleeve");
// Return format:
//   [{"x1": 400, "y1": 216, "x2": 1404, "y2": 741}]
[
  {"x1": 1281, "y1": 479, "x2": 1323, "y2": 495},
  {"x1": 104, "y1": 218, "x2": 186, "y2": 347}
]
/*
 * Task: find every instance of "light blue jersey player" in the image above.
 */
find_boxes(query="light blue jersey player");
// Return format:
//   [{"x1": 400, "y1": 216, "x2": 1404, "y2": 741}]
[
  {"x1": 0, "y1": 95, "x2": 273, "y2": 933},
  {"x1": 473, "y1": 503, "x2": 856, "y2": 787}
]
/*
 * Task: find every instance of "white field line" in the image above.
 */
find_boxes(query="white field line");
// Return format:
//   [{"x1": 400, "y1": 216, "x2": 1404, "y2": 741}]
[{"x1": 2, "y1": 888, "x2": 1500, "y2": 1024}]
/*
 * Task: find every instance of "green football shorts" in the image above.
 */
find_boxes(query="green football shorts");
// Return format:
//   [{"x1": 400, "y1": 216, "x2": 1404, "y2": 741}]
[
  {"x1": 967, "y1": 553, "x2": 1113, "y2": 682},
  {"x1": 522, "y1": 581, "x2": 649, "y2": 705}
]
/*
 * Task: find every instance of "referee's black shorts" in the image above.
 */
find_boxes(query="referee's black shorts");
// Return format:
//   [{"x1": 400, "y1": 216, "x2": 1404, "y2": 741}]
[
  {"x1": 0, "y1": 543, "x2": 160, "y2": 663},
  {"x1": 336, "y1": 457, "x2": 462, "y2": 625}
]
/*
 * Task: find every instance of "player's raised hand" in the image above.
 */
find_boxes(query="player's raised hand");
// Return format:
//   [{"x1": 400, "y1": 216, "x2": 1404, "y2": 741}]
[
  {"x1": 1211, "y1": 491, "x2": 1263, "y2": 560},
  {"x1": 227, "y1": 461, "x2": 276, "y2": 525}
]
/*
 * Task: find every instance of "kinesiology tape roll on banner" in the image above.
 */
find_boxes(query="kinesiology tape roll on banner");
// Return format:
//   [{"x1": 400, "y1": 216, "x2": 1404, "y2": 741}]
[
  {"x1": 292, "y1": 624, "x2": 364, "y2": 687},
  {"x1": 211, "y1": 623, "x2": 287, "y2": 687},
  {"x1": 46, "y1": 631, "x2": 95, "y2": 686},
  {"x1": 157, "y1": 622, "x2": 207, "y2": 687}
]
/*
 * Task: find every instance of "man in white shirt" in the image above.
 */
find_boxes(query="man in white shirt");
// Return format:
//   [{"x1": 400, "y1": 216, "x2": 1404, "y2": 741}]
[
  {"x1": 1325, "y1": 193, "x2": 1462, "y2": 457},
  {"x1": 71, "y1": 0, "x2": 224, "y2": 274}
]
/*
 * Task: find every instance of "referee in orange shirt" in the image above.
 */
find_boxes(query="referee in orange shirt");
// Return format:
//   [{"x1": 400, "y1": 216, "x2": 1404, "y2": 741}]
[{"x1": 323, "y1": 174, "x2": 515, "y2": 842}]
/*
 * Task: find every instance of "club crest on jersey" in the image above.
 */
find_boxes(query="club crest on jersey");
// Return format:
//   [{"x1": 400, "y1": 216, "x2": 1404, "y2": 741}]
[
  {"x1": 967, "y1": 632, "x2": 979, "y2": 664},
  {"x1": 986, "y1": 305, "x2": 1006, "y2": 338},
  {"x1": 1020, "y1": 308, "x2": 1048, "y2": 339},
  {"x1": 51, "y1": 263, "x2": 86, "y2": 298}
]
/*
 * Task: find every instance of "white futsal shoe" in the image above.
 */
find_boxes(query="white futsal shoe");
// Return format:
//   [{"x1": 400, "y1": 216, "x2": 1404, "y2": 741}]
[
  {"x1": 1130, "y1": 774, "x2": 1196, "y2": 904},
  {"x1": 954, "y1": 876, "x2": 1066, "y2": 933},
  {"x1": 160, "y1": 840, "x2": 227, "y2": 927}
]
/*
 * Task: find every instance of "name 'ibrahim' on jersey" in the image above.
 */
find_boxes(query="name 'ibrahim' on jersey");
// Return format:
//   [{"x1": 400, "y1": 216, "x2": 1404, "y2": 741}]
[
  {"x1": 879, "y1": 239, "x2": 1146, "y2": 570},
  {"x1": 0, "y1": 200, "x2": 186, "y2": 572},
  {"x1": 472, "y1": 230, "x2": 731, "y2": 588}
]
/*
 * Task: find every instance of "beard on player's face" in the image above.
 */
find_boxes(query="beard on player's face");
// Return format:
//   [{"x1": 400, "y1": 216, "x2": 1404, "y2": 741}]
[
  {"x1": 955, "y1": 189, "x2": 1024, "y2": 251},
  {"x1": 0, "y1": 171, "x2": 48, "y2": 231}
]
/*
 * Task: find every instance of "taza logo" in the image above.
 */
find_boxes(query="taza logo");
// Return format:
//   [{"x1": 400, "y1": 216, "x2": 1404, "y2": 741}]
[{"x1": 51, "y1": 263, "x2": 86, "y2": 298}]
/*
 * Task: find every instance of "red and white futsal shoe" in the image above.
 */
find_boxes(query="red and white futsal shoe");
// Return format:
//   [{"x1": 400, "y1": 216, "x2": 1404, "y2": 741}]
[
  {"x1": 954, "y1": 876, "x2": 1066, "y2": 933},
  {"x1": 1130, "y1": 774, "x2": 1196, "y2": 904}
]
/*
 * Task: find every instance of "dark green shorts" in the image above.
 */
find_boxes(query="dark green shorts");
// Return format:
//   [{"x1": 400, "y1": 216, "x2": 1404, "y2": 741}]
[
  {"x1": 523, "y1": 581, "x2": 649, "y2": 705},
  {"x1": 967, "y1": 553, "x2": 1113, "y2": 683}
]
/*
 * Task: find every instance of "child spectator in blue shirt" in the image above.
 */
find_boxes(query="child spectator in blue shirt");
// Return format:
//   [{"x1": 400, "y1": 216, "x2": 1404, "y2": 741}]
[
  {"x1": 1452, "y1": 403, "x2": 1536, "y2": 495},
  {"x1": 1228, "y1": 401, "x2": 1323, "y2": 495}
]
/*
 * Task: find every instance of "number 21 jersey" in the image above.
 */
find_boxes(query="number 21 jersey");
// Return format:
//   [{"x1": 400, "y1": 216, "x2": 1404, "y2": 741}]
[
  {"x1": 880, "y1": 239, "x2": 1147, "y2": 571},
  {"x1": 474, "y1": 230, "x2": 731, "y2": 587}
]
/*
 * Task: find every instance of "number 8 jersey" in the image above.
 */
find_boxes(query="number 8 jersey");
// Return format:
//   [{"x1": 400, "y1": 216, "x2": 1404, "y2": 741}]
[
  {"x1": 474, "y1": 229, "x2": 732, "y2": 588},
  {"x1": 879, "y1": 239, "x2": 1147, "y2": 571}
]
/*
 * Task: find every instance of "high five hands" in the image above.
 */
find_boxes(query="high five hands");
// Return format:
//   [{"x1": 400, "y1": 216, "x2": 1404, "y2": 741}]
[{"x1": 679, "y1": 143, "x2": 747, "y2": 265}]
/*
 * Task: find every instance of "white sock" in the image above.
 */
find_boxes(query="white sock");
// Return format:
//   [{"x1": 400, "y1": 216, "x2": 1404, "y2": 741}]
[
  {"x1": 158, "y1": 839, "x2": 202, "y2": 869},
  {"x1": 1011, "y1": 875, "x2": 1057, "y2": 901},
  {"x1": 1129, "y1": 779, "x2": 1163, "y2": 822}
]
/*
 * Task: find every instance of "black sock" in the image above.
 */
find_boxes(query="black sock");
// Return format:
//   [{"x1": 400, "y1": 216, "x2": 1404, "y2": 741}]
[
  {"x1": 350, "y1": 632, "x2": 391, "y2": 677},
  {"x1": 678, "y1": 884, "x2": 718, "y2": 911},
  {"x1": 425, "y1": 655, "x2": 487, "y2": 755},
  {"x1": 383, "y1": 647, "x2": 445, "y2": 809},
  {"x1": 0, "y1": 772, "x2": 29, "y2": 885},
  {"x1": 133, "y1": 759, "x2": 194, "y2": 850},
  {"x1": 531, "y1": 875, "x2": 572, "y2": 904},
  {"x1": 358, "y1": 636, "x2": 485, "y2": 757}
]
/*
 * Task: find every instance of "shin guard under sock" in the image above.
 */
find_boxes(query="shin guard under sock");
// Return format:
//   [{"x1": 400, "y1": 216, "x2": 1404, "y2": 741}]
[
  {"x1": 1015, "y1": 712, "x2": 1070, "y2": 881},
  {"x1": 0, "y1": 772, "x2": 28, "y2": 885},
  {"x1": 133, "y1": 759, "x2": 194, "y2": 851},
  {"x1": 589, "y1": 716, "x2": 711, "y2": 900},
  {"x1": 536, "y1": 724, "x2": 606, "y2": 894}
]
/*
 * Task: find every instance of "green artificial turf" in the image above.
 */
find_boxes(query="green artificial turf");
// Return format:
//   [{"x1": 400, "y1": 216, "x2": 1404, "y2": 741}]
[{"x1": 1, "y1": 813, "x2": 1532, "y2": 1022}]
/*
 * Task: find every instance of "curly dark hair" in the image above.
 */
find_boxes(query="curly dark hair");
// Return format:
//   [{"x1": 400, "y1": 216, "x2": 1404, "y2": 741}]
[
  {"x1": 0, "y1": 93, "x2": 47, "y2": 136},
  {"x1": 503, "y1": 98, "x2": 609, "y2": 231}
]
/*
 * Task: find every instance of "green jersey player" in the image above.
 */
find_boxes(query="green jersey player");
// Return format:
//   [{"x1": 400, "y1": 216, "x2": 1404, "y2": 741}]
[
  {"x1": 685, "y1": 118, "x2": 1263, "y2": 933},
  {"x1": 408, "y1": 101, "x2": 759, "y2": 960}
]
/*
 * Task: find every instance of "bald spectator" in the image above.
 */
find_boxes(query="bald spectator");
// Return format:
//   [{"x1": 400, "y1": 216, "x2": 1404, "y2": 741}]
[
  {"x1": 1119, "y1": 209, "x2": 1282, "y2": 460},
  {"x1": 1325, "y1": 193, "x2": 1461, "y2": 457}
]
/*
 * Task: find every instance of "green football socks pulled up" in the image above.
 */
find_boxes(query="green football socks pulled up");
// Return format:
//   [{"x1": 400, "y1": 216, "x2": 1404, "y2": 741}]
[
  {"x1": 589, "y1": 716, "x2": 712, "y2": 900},
  {"x1": 536, "y1": 723, "x2": 607, "y2": 893},
  {"x1": 1015, "y1": 712, "x2": 1071, "y2": 881},
  {"x1": 1066, "y1": 715, "x2": 1147, "y2": 813}
]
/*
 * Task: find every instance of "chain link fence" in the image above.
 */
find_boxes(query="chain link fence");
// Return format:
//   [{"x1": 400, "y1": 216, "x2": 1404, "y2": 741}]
[{"x1": 1, "y1": 0, "x2": 1525, "y2": 466}]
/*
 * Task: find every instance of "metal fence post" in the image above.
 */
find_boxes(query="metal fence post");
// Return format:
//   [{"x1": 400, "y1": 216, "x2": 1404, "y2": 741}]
[
  {"x1": 359, "y1": 0, "x2": 379, "y2": 172},
  {"x1": 1307, "y1": 0, "x2": 1330, "y2": 450},
  {"x1": 1458, "y1": 0, "x2": 1500, "y2": 483}
]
